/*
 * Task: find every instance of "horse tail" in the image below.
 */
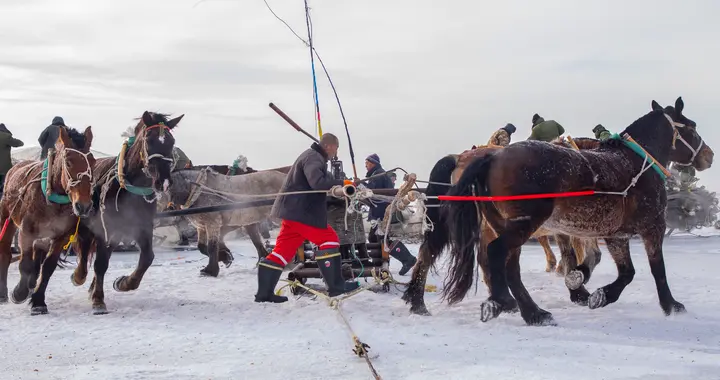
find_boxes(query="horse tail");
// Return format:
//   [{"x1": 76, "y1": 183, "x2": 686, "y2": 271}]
[
  {"x1": 442, "y1": 154, "x2": 495, "y2": 305},
  {"x1": 421, "y1": 155, "x2": 457, "y2": 264}
]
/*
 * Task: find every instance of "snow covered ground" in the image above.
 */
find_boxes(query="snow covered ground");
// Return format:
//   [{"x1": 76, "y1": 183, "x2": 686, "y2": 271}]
[{"x1": 2, "y1": 237, "x2": 720, "y2": 380}]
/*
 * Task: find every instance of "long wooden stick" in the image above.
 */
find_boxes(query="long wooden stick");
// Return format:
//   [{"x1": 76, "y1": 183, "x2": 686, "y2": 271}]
[{"x1": 268, "y1": 103, "x2": 319, "y2": 143}]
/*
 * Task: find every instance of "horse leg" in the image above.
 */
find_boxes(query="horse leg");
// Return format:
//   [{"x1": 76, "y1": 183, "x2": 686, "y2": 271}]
[
  {"x1": 537, "y1": 235, "x2": 557, "y2": 273},
  {"x1": 478, "y1": 219, "x2": 518, "y2": 313},
  {"x1": 641, "y1": 226, "x2": 686, "y2": 315},
  {"x1": 196, "y1": 226, "x2": 208, "y2": 257},
  {"x1": 244, "y1": 224, "x2": 266, "y2": 266},
  {"x1": 88, "y1": 238, "x2": 111, "y2": 315},
  {"x1": 505, "y1": 245, "x2": 556, "y2": 326},
  {"x1": 588, "y1": 237, "x2": 634, "y2": 310},
  {"x1": 29, "y1": 237, "x2": 66, "y2": 315},
  {"x1": 11, "y1": 229, "x2": 36, "y2": 303},
  {"x1": 71, "y1": 227, "x2": 93, "y2": 286},
  {"x1": 0, "y1": 222, "x2": 16, "y2": 304},
  {"x1": 218, "y1": 225, "x2": 236, "y2": 267},
  {"x1": 566, "y1": 238, "x2": 602, "y2": 295},
  {"x1": 113, "y1": 226, "x2": 155, "y2": 292},
  {"x1": 200, "y1": 225, "x2": 221, "y2": 277},
  {"x1": 482, "y1": 218, "x2": 552, "y2": 326},
  {"x1": 554, "y1": 235, "x2": 591, "y2": 306},
  {"x1": 30, "y1": 239, "x2": 48, "y2": 289}
]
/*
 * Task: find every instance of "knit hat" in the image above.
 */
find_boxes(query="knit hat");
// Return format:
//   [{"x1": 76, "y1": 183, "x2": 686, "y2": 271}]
[
  {"x1": 502, "y1": 123, "x2": 516, "y2": 134},
  {"x1": 52, "y1": 116, "x2": 65, "y2": 126},
  {"x1": 366, "y1": 153, "x2": 380, "y2": 165},
  {"x1": 592, "y1": 124, "x2": 606, "y2": 134},
  {"x1": 532, "y1": 114, "x2": 544, "y2": 125}
]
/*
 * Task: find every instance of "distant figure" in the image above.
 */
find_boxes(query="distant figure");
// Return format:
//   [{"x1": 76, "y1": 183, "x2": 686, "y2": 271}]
[
  {"x1": 364, "y1": 153, "x2": 417, "y2": 276},
  {"x1": 38, "y1": 116, "x2": 67, "y2": 159},
  {"x1": 527, "y1": 114, "x2": 565, "y2": 142},
  {"x1": 0, "y1": 123, "x2": 25, "y2": 194},
  {"x1": 172, "y1": 146, "x2": 192, "y2": 171},
  {"x1": 487, "y1": 123, "x2": 516, "y2": 147},
  {"x1": 592, "y1": 124, "x2": 612, "y2": 141},
  {"x1": 388, "y1": 172, "x2": 397, "y2": 187}
]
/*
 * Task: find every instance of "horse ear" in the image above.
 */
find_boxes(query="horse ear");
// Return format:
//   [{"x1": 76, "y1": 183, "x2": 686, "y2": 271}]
[
  {"x1": 675, "y1": 97, "x2": 684, "y2": 115},
  {"x1": 58, "y1": 126, "x2": 72, "y2": 147},
  {"x1": 166, "y1": 114, "x2": 184, "y2": 129},
  {"x1": 83, "y1": 126, "x2": 94, "y2": 151},
  {"x1": 651, "y1": 100, "x2": 663, "y2": 112},
  {"x1": 141, "y1": 111, "x2": 155, "y2": 127}
]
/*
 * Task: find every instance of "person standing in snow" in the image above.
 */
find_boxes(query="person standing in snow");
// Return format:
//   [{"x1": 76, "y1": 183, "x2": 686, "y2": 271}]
[
  {"x1": 0, "y1": 123, "x2": 24, "y2": 194},
  {"x1": 364, "y1": 153, "x2": 418, "y2": 276},
  {"x1": 486, "y1": 123, "x2": 516, "y2": 147},
  {"x1": 527, "y1": 114, "x2": 565, "y2": 142},
  {"x1": 172, "y1": 146, "x2": 192, "y2": 171},
  {"x1": 38, "y1": 116, "x2": 67, "y2": 160},
  {"x1": 255, "y1": 133, "x2": 360, "y2": 303}
]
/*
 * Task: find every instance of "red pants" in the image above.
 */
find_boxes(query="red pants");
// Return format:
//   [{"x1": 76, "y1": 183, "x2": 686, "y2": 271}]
[{"x1": 266, "y1": 220, "x2": 340, "y2": 266}]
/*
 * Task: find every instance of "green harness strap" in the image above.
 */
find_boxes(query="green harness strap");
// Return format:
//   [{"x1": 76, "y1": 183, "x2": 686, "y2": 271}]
[
  {"x1": 115, "y1": 137, "x2": 155, "y2": 196},
  {"x1": 40, "y1": 159, "x2": 71, "y2": 204},
  {"x1": 608, "y1": 133, "x2": 668, "y2": 182}
]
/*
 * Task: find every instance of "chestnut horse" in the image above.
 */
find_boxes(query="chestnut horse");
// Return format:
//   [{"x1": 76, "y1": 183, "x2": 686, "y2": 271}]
[
  {"x1": 444, "y1": 97, "x2": 712, "y2": 325},
  {"x1": 0, "y1": 126, "x2": 95, "y2": 314}
]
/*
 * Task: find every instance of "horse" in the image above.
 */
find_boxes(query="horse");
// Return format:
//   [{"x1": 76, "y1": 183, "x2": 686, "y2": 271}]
[
  {"x1": 401, "y1": 138, "x2": 601, "y2": 315},
  {"x1": 0, "y1": 126, "x2": 95, "y2": 314},
  {"x1": 160, "y1": 167, "x2": 287, "y2": 276},
  {"x1": 443, "y1": 97, "x2": 712, "y2": 325},
  {"x1": 64, "y1": 111, "x2": 183, "y2": 315}
]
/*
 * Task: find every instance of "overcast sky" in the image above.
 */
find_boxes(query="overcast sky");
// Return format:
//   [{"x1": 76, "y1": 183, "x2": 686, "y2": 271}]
[{"x1": 1, "y1": 0, "x2": 719, "y2": 187}]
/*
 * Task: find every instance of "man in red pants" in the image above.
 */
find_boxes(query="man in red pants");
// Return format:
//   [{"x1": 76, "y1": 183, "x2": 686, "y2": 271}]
[{"x1": 255, "y1": 133, "x2": 360, "y2": 303}]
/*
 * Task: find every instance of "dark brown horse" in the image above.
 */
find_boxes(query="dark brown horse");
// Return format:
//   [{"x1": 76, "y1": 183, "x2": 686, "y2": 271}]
[
  {"x1": 402, "y1": 138, "x2": 601, "y2": 315},
  {"x1": 443, "y1": 97, "x2": 712, "y2": 325},
  {"x1": 0, "y1": 127, "x2": 96, "y2": 314},
  {"x1": 65, "y1": 111, "x2": 183, "y2": 314}
]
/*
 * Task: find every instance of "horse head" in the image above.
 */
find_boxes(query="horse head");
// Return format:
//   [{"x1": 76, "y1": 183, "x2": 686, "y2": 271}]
[
  {"x1": 55, "y1": 126, "x2": 96, "y2": 217},
  {"x1": 652, "y1": 97, "x2": 713, "y2": 171},
  {"x1": 129, "y1": 111, "x2": 184, "y2": 194}
]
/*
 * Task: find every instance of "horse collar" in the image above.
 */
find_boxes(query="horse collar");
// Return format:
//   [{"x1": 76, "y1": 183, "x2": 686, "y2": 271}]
[
  {"x1": 41, "y1": 159, "x2": 71, "y2": 204},
  {"x1": 608, "y1": 133, "x2": 668, "y2": 182}
]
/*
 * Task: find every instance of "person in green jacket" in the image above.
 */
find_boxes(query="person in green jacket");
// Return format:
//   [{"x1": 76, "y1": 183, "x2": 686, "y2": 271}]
[
  {"x1": 172, "y1": 146, "x2": 192, "y2": 171},
  {"x1": 527, "y1": 114, "x2": 565, "y2": 142},
  {"x1": 592, "y1": 124, "x2": 612, "y2": 141},
  {"x1": 0, "y1": 123, "x2": 25, "y2": 194}
]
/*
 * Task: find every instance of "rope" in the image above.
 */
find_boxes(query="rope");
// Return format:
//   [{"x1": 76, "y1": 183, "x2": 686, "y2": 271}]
[{"x1": 63, "y1": 218, "x2": 81, "y2": 250}]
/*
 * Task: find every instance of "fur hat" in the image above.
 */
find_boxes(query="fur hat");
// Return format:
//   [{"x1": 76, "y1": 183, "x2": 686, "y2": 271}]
[{"x1": 51, "y1": 116, "x2": 65, "y2": 126}]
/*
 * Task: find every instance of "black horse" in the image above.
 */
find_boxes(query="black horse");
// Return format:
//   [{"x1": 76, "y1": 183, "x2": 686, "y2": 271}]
[
  {"x1": 64, "y1": 111, "x2": 183, "y2": 314},
  {"x1": 443, "y1": 98, "x2": 713, "y2": 325}
]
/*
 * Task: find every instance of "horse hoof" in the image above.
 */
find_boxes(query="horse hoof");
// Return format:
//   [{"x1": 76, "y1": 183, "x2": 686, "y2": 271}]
[
  {"x1": 480, "y1": 300, "x2": 502, "y2": 323},
  {"x1": 409, "y1": 304, "x2": 431, "y2": 316},
  {"x1": 525, "y1": 309, "x2": 557, "y2": 326},
  {"x1": 31, "y1": 306, "x2": 49, "y2": 316},
  {"x1": 664, "y1": 301, "x2": 686, "y2": 316},
  {"x1": 564, "y1": 270, "x2": 585, "y2": 291},
  {"x1": 588, "y1": 288, "x2": 607, "y2": 309},
  {"x1": 71, "y1": 273, "x2": 85, "y2": 287},
  {"x1": 10, "y1": 288, "x2": 29, "y2": 305},
  {"x1": 113, "y1": 276, "x2": 128, "y2": 292},
  {"x1": 200, "y1": 268, "x2": 219, "y2": 277},
  {"x1": 0, "y1": 295, "x2": 7, "y2": 304},
  {"x1": 92, "y1": 305, "x2": 109, "y2": 315}
]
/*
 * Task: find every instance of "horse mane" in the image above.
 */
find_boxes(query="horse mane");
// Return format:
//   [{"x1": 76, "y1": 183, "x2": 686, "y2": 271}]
[
  {"x1": 132, "y1": 112, "x2": 171, "y2": 135},
  {"x1": 65, "y1": 127, "x2": 88, "y2": 150}
]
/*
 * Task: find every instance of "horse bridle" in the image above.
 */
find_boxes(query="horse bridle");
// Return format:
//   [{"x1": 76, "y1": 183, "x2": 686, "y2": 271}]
[
  {"x1": 52, "y1": 145, "x2": 94, "y2": 194},
  {"x1": 138, "y1": 123, "x2": 175, "y2": 178},
  {"x1": 664, "y1": 113, "x2": 704, "y2": 167}
]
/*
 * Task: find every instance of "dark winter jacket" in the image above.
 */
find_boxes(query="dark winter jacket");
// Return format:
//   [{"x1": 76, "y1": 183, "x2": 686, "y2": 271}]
[
  {"x1": 172, "y1": 147, "x2": 192, "y2": 171},
  {"x1": 365, "y1": 164, "x2": 394, "y2": 221},
  {"x1": 0, "y1": 124, "x2": 24, "y2": 175},
  {"x1": 528, "y1": 119, "x2": 565, "y2": 142},
  {"x1": 271, "y1": 143, "x2": 345, "y2": 229},
  {"x1": 38, "y1": 117, "x2": 66, "y2": 159}
]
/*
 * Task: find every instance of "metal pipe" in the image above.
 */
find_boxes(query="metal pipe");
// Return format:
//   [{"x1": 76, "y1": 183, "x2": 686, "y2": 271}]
[{"x1": 155, "y1": 199, "x2": 276, "y2": 218}]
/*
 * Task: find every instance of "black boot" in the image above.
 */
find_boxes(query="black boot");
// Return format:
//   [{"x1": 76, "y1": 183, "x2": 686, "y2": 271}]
[
  {"x1": 388, "y1": 240, "x2": 417, "y2": 276},
  {"x1": 316, "y1": 250, "x2": 360, "y2": 297},
  {"x1": 254, "y1": 259, "x2": 288, "y2": 303}
]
